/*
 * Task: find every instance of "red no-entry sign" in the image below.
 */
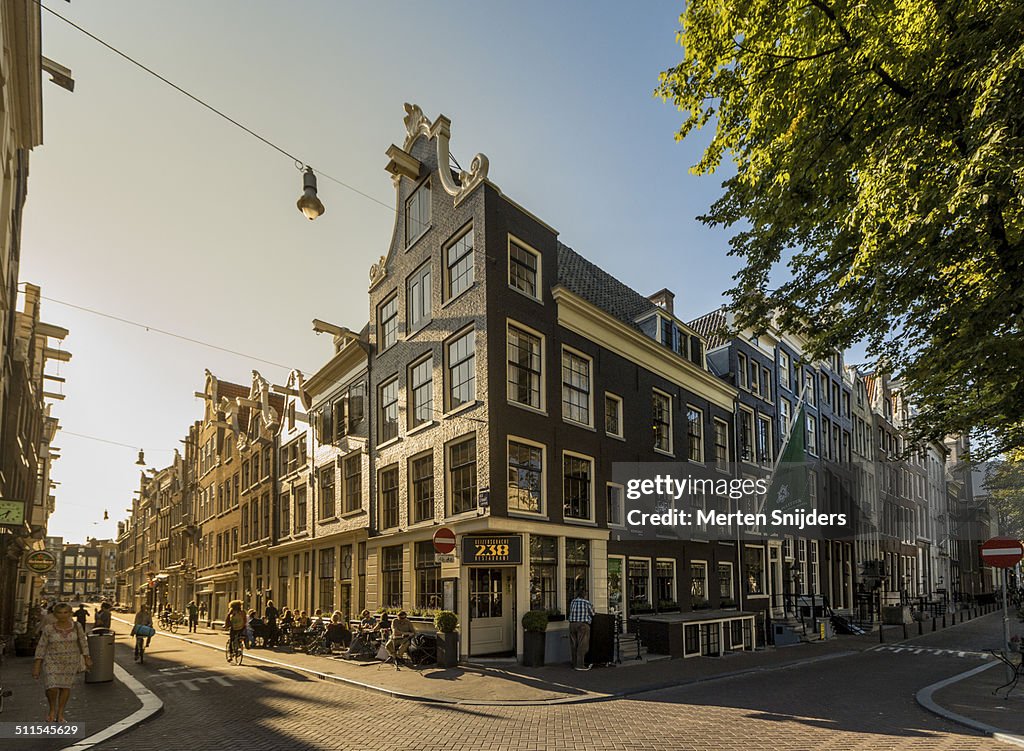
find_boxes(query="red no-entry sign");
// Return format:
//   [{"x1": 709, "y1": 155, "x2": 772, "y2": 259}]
[
  {"x1": 433, "y1": 526, "x2": 456, "y2": 555},
  {"x1": 981, "y1": 537, "x2": 1024, "y2": 569}
]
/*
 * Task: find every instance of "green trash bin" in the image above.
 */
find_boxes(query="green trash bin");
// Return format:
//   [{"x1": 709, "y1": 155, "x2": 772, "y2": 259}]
[{"x1": 86, "y1": 631, "x2": 115, "y2": 683}]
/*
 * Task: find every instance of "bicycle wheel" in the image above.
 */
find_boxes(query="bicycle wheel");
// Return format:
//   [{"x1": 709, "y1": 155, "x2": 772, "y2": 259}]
[
  {"x1": 232, "y1": 641, "x2": 244, "y2": 666},
  {"x1": 169, "y1": 620, "x2": 178, "y2": 633}
]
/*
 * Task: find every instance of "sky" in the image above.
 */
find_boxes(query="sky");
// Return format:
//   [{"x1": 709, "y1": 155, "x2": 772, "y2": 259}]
[{"x1": 25, "y1": 0, "x2": 745, "y2": 542}]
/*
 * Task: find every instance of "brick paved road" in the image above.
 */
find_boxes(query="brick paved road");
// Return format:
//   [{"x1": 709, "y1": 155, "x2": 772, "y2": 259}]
[{"x1": 97, "y1": 616, "x2": 1007, "y2": 751}]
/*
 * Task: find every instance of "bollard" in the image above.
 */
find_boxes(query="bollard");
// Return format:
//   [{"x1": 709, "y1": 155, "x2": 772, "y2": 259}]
[
  {"x1": 932, "y1": 617, "x2": 937, "y2": 632},
  {"x1": 942, "y1": 613, "x2": 947, "y2": 628},
  {"x1": 902, "y1": 623, "x2": 908, "y2": 640},
  {"x1": 879, "y1": 624, "x2": 885, "y2": 643},
  {"x1": 918, "y1": 619, "x2": 923, "y2": 636}
]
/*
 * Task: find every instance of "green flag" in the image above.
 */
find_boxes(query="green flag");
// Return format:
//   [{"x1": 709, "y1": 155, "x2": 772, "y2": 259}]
[{"x1": 762, "y1": 402, "x2": 810, "y2": 516}]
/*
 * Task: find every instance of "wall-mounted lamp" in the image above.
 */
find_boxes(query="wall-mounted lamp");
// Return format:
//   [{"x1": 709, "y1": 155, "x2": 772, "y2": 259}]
[
  {"x1": 296, "y1": 167, "x2": 325, "y2": 221},
  {"x1": 136, "y1": 450, "x2": 146, "y2": 466}
]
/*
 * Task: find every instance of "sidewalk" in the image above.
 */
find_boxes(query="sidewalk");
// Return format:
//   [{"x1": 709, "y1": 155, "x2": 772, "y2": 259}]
[
  {"x1": 914, "y1": 610, "x2": 1024, "y2": 747},
  {"x1": 0, "y1": 653, "x2": 149, "y2": 750},
  {"x1": 114, "y1": 614, "x2": 879, "y2": 704}
]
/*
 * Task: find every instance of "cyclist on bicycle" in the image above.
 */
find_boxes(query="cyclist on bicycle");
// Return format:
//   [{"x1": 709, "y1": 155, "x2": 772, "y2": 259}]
[
  {"x1": 224, "y1": 600, "x2": 247, "y2": 653},
  {"x1": 133, "y1": 604, "x2": 154, "y2": 660}
]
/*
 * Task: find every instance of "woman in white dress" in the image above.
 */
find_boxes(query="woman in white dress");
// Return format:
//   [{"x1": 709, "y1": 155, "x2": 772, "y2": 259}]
[{"x1": 33, "y1": 602, "x2": 91, "y2": 722}]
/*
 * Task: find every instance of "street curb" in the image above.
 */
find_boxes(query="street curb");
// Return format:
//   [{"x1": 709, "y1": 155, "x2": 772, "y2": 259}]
[
  {"x1": 112, "y1": 616, "x2": 857, "y2": 706},
  {"x1": 59, "y1": 661, "x2": 163, "y2": 751},
  {"x1": 915, "y1": 661, "x2": 1024, "y2": 749}
]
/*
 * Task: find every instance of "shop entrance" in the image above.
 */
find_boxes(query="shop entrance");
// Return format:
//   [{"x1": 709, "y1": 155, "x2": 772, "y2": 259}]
[{"x1": 468, "y1": 567, "x2": 515, "y2": 655}]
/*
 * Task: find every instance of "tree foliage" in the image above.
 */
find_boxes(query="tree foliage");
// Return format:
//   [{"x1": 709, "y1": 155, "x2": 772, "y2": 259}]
[
  {"x1": 657, "y1": 1, "x2": 1024, "y2": 459},
  {"x1": 985, "y1": 451, "x2": 1024, "y2": 540}
]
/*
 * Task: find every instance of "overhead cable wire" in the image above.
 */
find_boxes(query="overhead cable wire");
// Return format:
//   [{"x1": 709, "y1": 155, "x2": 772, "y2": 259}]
[
  {"x1": 41, "y1": 295, "x2": 306, "y2": 373},
  {"x1": 38, "y1": 2, "x2": 395, "y2": 213}
]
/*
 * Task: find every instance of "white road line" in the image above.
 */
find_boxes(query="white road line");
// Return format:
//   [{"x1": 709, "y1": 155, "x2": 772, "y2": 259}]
[{"x1": 58, "y1": 662, "x2": 163, "y2": 751}]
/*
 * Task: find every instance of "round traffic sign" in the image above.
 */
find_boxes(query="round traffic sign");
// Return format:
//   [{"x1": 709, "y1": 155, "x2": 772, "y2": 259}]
[
  {"x1": 433, "y1": 526, "x2": 456, "y2": 554},
  {"x1": 980, "y1": 537, "x2": 1024, "y2": 569},
  {"x1": 25, "y1": 550, "x2": 56, "y2": 574}
]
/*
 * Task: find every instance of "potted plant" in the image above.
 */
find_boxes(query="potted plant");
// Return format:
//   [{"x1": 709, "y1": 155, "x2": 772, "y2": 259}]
[
  {"x1": 691, "y1": 597, "x2": 711, "y2": 610},
  {"x1": 521, "y1": 610, "x2": 549, "y2": 667},
  {"x1": 720, "y1": 598, "x2": 737, "y2": 609},
  {"x1": 434, "y1": 610, "x2": 459, "y2": 668},
  {"x1": 657, "y1": 600, "x2": 680, "y2": 613}
]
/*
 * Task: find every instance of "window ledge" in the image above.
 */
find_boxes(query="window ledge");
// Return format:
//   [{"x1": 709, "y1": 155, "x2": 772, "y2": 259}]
[
  {"x1": 509, "y1": 401, "x2": 547, "y2": 417},
  {"x1": 377, "y1": 437, "x2": 401, "y2": 450},
  {"x1": 443, "y1": 400, "x2": 482, "y2": 420},
  {"x1": 563, "y1": 419, "x2": 596, "y2": 432},
  {"x1": 564, "y1": 518, "x2": 598, "y2": 527},
  {"x1": 441, "y1": 282, "x2": 477, "y2": 310},
  {"x1": 507, "y1": 284, "x2": 543, "y2": 305},
  {"x1": 606, "y1": 433, "x2": 626, "y2": 442},
  {"x1": 654, "y1": 448, "x2": 675, "y2": 458},
  {"x1": 318, "y1": 516, "x2": 340, "y2": 525},
  {"x1": 405, "y1": 225, "x2": 432, "y2": 252},
  {"x1": 406, "y1": 421, "x2": 436, "y2": 437},
  {"x1": 340, "y1": 508, "x2": 365, "y2": 519},
  {"x1": 292, "y1": 530, "x2": 309, "y2": 539},
  {"x1": 508, "y1": 510, "x2": 548, "y2": 521},
  {"x1": 444, "y1": 509, "x2": 481, "y2": 523}
]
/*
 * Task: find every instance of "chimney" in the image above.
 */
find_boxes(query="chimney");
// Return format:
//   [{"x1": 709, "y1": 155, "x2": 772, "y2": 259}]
[{"x1": 648, "y1": 288, "x2": 675, "y2": 316}]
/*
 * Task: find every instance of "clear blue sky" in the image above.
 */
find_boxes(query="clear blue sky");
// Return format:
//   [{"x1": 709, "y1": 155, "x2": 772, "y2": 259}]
[{"x1": 25, "y1": 1, "x2": 745, "y2": 542}]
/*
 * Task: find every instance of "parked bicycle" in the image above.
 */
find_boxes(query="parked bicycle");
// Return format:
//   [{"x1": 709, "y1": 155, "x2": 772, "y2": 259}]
[{"x1": 158, "y1": 611, "x2": 184, "y2": 633}]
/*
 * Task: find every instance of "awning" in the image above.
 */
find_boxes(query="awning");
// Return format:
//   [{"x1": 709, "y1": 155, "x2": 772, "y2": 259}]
[
  {"x1": 195, "y1": 589, "x2": 214, "y2": 595},
  {"x1": 153, "y1": 574, "x2": 170, "y2": 582}
]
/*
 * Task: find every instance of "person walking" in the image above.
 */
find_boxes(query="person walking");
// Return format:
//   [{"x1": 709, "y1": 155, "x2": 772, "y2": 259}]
[
  {"x1": 93, "y1": 602, "x2": 113, "y2": 633},
  {"x1": 186, "y1": 601, "x2": 199, "y2": 633},
  {"x1": 568, "y1": 589, "x2": 594, "y2": 671},
  {"x1": 33, "y1": 602, "x2": 91, "y2": 723},
  {"x1": 264, "y1": 600, "x2": 279, "y2": 647},
  {"x1": 199, "y1": 601, "x2": 208, "y2": 627},
  {"x1": 73, "y1": 604, "x2": 89, "y2": 629}
]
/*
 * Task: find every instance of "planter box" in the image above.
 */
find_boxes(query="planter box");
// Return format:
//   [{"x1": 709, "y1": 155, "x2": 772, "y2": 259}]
[
  {"x1": 522, "y1": 631, "x2": 545, "y2": 667},
  {"x1": 436, "y1": 632, "x2": 459, "y2": 668}
]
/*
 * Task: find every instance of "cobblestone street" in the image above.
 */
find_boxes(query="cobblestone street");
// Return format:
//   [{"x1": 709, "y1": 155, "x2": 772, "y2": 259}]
[{"x1": 90, "y1": 617, "x2": 1009, "y2": 750}]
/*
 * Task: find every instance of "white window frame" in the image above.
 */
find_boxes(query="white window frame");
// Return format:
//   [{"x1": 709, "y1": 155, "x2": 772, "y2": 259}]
[
  {"x1": 606, "y1": 481, "x2": 625, "y2": 527},
  {"x1": 560, "y1": 345, "x2": 594, "y2": 428},
  {"x1": 655, "y1": 558, "x2": 678, "y2": 606},
  {"x1": 506, "y1": 319, "x2": 545, "y2": 413},
  {"x1": 778, "y1": 350, "x2": 791, "y2": 390},
  {"x1": 445, "y1": 326, "x2": 476, "y2": 413},
  {"x1": 757, "y1": 414, "x2": 773, "y2": 466},
  {"x1": 686, "y1": 405, "x2": 704, "y2": 463},
  {"x1": 717, "y1": 561, "x2": 734, "y2": 601},
  {"x1": 444, "y1": 224, "x2": 475, "y2": 303},
  {"x1": 653, "y1": 388, "x2": 674, "y2": 456},
  {"x1": 737, "y1": 353, "x2": 748, "y2": 390},
  {"x1": 405, "y1": 178, "x2": 431, "y2": 247},
  {"x1": 378, "y1": 376, "x2": 399, "y2": 445},
  {"x1": 713, "y1": 417, "x2": 729, "y2": 473},
  {"x1": 406, "y1": 260, "x2": 432, "y2": 333},
  {"x1": 562, "y1": 450, "x2": 595, "y2": 522},
  {"x1": 604, "y1": 392, "x2": 624, "y2": 439},
  {"x1": 407, "y1": 354, "x2": 434, "y2": 430},
  {"x1": 739, "y1": 405, "x2": 756, "y2": 464},
  {"x1": 507, "y1": 234, "x2": 542, "y2": 302},
  {"x1": 806, "y1": 414, "x2": 818, "y2": 456},
  {"x1": 506, "y1": 435, "x2": 546, "y2": 517},
  {"x1": 689, "y1": 559, "x2": 709, "y2": 602},
  {"x1": 377, "y1": 292, "x2": 398, "y2": 352},
  {"x1": 779, "y1": 398, "x2": 792, "y2": 436}
]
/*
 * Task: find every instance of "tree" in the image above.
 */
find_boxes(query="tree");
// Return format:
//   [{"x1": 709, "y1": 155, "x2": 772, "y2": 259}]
[
  {"x1": 985, "y1": 451, "x2": 1024, "y2": 540},
  {"x1": 657, "y1": 1, "x2": 1023, "y2": 459}
]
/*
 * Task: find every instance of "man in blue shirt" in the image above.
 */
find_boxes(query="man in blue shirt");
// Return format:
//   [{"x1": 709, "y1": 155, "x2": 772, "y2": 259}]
[{"x1": 568, "y1": 589, "x2": 594, "y2": 670}]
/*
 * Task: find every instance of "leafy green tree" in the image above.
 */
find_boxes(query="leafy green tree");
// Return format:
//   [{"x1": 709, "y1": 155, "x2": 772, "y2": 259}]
[
  {"x1": 985, "y1": 451, "x2": 1024, "y2": 540},
  {"x1": 657, "y1": 1, "x2": 1023, "y2": 458}
]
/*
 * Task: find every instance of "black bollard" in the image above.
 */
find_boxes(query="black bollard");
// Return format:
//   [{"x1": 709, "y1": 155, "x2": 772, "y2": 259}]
[
  {"x1": 902, "y1": 623, "x2": 908, "y2": 640},
  {"x1": 942, "y1": 613, "x2": 947, "y2": 628},
  {"x1": 879, "y1": 624, "x2": 885, "y2": 643},
  {"x1": 932, "y1": 617, "x2": 937, "y2": 632},
  {"x1": 918, "y1": 619, "x2": 923, "y2": 636}
]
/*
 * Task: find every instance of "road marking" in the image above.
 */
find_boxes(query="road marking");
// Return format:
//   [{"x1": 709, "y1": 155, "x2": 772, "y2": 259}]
[{"x1": 869, "y1": 645, "x2": 992, "y2": 659}]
